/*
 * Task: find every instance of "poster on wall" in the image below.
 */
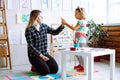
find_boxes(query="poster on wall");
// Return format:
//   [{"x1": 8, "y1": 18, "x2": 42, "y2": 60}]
[
  {"x1": 20, "y1": 0, "x2": 31, "y2": 10},
  {"x1": 62, "y1": 0, "x2": 72, "y2": 11},
  {"x1": 31, "y1": 0, "x2": 41, "y2": 10},
  {"x1": 7, "y1": 0, "x2": 14, "y2": 9},
  {"x1": 41, "y1": 0, "x2": 51, "y2": 10},
  {"x1": 16, "y1": 13, "x2": 30, "y2": 24},
  {"x1": 51, "y1": 24, "x2": 74, "y2": 43},
  {"x1": 72, "y1": 0, "x2": 81, "y2": 11},
  {"x1": 52, "y1": 0, "x2": 61, "y2": 11}
]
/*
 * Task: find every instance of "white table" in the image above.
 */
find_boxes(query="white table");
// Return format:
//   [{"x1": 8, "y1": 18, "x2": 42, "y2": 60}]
[{"x1": 61, "y1": 47, "x2": 115, "y2": 80}]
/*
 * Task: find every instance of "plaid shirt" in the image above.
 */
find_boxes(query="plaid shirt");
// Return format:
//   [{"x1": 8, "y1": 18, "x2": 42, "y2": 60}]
[{"x1": 25, "y1": 23, "x2": 64, "y2": 57}]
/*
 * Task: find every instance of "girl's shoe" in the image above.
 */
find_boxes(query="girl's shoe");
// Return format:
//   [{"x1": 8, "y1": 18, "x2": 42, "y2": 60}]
[
  {"x1": 76, "y1": 66, "x2": 84, "y2": 72},
  {"x1": 74, "y1": 64, "x2": 82, "y2": 69}
]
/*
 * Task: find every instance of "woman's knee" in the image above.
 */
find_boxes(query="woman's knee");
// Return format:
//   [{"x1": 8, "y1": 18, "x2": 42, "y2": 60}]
[
  {"x1": 50, "y1": 66, "x2": 58, "y2": 74},
  {"x1": 37, "y1": 68, "x2": 50, "y2": 76}
]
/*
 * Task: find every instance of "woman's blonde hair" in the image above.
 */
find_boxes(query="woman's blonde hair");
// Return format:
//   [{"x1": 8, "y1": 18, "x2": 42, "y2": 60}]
[
  {"x1": 26, "y1": 10, "x2": 41, "y2": 29},
  {"x1": 75, "y1": 7, "x2": 86, "y2": 20}
]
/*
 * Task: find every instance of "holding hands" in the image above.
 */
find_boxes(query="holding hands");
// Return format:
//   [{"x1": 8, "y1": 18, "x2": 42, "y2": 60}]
[
  {"x1": 61, "y1": 17, "x2": 76, "y2": 31},
  {"x1": 61, "y1": 17, "x2": 68, "y2": 25}
]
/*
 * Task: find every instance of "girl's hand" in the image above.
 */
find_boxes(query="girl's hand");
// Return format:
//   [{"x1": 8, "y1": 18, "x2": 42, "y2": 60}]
[
  {"x1": 61, "y1": 17, "x2": 67, "y2": 25},
  {"x1": 73, "y1": 39, "x2": 79, "y2": 44}
]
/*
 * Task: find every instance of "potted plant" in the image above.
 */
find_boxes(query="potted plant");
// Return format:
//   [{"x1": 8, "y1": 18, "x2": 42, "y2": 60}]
[
  {"x1": 86, "y1": 19, "x2": 108, "y2": 61},
  {"x1": 87, "y1": 19, "x2": 108, "y2": 48}
]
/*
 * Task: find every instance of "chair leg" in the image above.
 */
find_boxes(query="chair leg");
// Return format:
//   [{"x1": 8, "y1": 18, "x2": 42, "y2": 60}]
[
  {"x1": 8, "y1": 43, "x2": 12, "y2": 70},
  {"x1": 5, "y1": 57, "x2": 8, "y2": 67},
  {"x1": 9, "y1": 56, "x2": 12, "y2": 70}
]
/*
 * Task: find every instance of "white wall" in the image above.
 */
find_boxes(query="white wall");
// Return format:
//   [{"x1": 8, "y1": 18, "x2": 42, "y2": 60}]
[{"x1": 0, "y1": 0, "x2": 77, "y2": 66}]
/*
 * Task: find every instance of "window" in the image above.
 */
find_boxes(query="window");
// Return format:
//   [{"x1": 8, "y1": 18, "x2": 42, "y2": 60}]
[
  {"x1": 80, "y1": 0, "x2": 120, "y2": 24},
  {"x1": 109, "y1": 0, "x2": 120, "y2": 23}
]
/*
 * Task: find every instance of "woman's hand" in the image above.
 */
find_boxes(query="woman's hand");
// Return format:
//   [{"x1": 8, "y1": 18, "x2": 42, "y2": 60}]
[
  {"x1": 41, "y1": 56, "x2": 49, "y2": 61},
  {"x1": 39, "y1": 54, "x2": 49, "y2": 61}
]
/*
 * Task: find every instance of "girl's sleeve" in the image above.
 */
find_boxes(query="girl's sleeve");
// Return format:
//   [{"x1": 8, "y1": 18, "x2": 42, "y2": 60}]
[
  {"x1": 25, "y1": 29, "x2": 41, "y2": 57},
  {"x1": 77, "y1": 20, "x2": 83, "y2": 25}
]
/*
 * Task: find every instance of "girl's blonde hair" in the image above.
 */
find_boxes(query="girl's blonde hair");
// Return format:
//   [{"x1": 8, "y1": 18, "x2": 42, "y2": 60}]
[
  {"x1": 26, "y1": 10, "x2": 41, "y2": 29},
  {"x1": 76, "y1": 7, "x2": 86, "y2": 20}
]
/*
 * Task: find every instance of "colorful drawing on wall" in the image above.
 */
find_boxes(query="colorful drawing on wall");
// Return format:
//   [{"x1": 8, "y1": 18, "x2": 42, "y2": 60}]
[
  {"x1": 52, "y1": 0, "x2": 61, "y2": 10},
  {"x1": 42, "y1": 0, "x2": 50, "y2": 10},
  {"x1": 17, "y1": 13, "x2": 30, "y2": 23},
  {"x1": 51, "y1": 24, "x2": 74, "y2": 43},
  {"x1": 20, "y1": 0, "x2": 31, "y2": 10}
]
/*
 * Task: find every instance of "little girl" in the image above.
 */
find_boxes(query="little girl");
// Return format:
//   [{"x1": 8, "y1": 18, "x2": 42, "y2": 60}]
[{"x1": 61, "y1": 7, "x2": 88, "y2": 71}]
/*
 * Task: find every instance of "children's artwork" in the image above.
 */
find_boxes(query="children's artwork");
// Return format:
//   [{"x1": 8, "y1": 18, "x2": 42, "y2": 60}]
[
  {"x1": 17, "y1": 13, "x2": 30, "y2": 23},
  {"x1": 42, "y1": 0, "x2": 51, "y2": 10},
  {"x1": 52, "y1": 0, "x2": 61, "y2": 10},
  {"x1": 50, "y1": 24, "x2": 74, "y2": 55},
  {"x1": 20, "y1": 0, "x2": 31, "y2": 10},
  {"x1": 31, "y1": 0, "x2": 41, "y2": 10},
  {"x1": 62, "y1": 0, "x2": 72, "y2": 11},
  {"x1": 51, "y1": 24, "x2": 74, "y2": 43}
]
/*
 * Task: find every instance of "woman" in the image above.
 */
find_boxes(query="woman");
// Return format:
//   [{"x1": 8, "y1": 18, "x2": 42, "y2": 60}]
[{"x1": 25, "y1": 10, "x2": 64, "y2": 76}]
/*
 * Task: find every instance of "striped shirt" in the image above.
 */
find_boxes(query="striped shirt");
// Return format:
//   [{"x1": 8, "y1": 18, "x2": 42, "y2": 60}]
[{"x1": 75, "y1": 20, "x2": 88, "y2": 43}]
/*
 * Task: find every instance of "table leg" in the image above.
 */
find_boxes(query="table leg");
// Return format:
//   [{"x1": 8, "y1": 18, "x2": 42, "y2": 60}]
[
  {"x1": 83, "y1": 56, "x2": 88, "y2": 75},
  {"x1": 62, "y1": 52, "x2": 66, "y2": 80},
  {"x1": 110, "y1": 50, "x2": 115, "y2": 80},
  {"x1": 88, "y1": 54, "x2": 94, "y2": 80}
]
